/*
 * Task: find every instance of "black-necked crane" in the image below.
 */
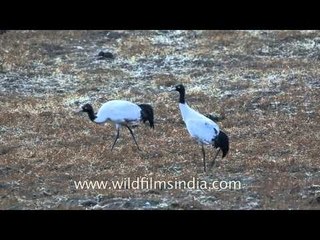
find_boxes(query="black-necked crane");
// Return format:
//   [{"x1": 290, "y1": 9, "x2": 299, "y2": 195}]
[
  {"x1": 171, "y1": 84, "x2": 229, "y2": 172},
  {"x1": 79, "y1": 100, "x2": 154, "y2": 151}
]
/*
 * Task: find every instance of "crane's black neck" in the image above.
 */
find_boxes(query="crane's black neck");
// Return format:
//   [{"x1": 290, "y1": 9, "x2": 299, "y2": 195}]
[
  {"x1": 86, "y1": 109, "x2": 97, "y2": 122},
  {"x1": 178, "y1": 88, "x2": 185, "y2": 104}
]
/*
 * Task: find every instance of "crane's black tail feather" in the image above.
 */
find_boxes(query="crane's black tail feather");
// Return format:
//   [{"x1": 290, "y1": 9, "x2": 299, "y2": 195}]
[
  {"x1": 139, "y1": 104, "x2": 154, "y2": 129},
  {"x1": 214, "y1": 130, "x2": 229, "y2": 158}
]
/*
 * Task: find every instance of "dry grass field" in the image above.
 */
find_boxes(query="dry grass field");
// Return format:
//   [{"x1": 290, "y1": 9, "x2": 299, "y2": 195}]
[{"x1": 0, "y1": 30, "x2": 319, "y2": 209}]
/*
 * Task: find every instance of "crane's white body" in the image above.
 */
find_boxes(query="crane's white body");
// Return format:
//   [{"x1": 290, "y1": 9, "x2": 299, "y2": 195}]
[
  {"x1": 94, "y1": 100, "x2": 141, "y2": 125},
  {"x1": 179, "y1": 103, "x2": 219, "y2": 144},
  {"x1": 81, "y1": 99, "x2": 153, "y2": 151}
]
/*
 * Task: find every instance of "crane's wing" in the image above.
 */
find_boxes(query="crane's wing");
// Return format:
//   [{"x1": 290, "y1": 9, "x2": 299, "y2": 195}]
[
  {"x1": 185, "y1": 118, "x2": 220, "y2": 144},
  {"x1": 96, "y1": 100, "x2": 141, "y2": 123}
]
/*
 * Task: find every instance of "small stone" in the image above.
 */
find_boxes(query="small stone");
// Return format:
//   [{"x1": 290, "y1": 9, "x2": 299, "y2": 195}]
[{"x1": 98, "y1": 51, "x2": 114, "y2": 59}]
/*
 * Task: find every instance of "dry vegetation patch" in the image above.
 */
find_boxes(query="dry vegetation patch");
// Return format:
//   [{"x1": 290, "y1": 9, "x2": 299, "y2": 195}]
[{"x1": 1, "y1": 30, "x2": 319, "y2": 209}]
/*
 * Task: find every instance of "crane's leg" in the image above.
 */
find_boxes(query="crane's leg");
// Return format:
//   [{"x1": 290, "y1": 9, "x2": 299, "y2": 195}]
[
  {"x1": 111, "y1": 124, "x2": 120, "y2": 151},
  {"x1": 209, "y1": 149, "x2": 220, "y2": 170},
  {"x1": 201, "y1": 144, "x2": 206, "y2": 172},
  {"x1": 126, "y1": 125, "x2": 141, "y2": 151}
]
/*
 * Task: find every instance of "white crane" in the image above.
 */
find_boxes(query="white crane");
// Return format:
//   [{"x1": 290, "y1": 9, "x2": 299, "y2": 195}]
[
  {"x1": 171, "y1": 84, "x2": 229, "y2": 172},
  {"x1": 80, "y1": 100, "x2": 154, "y2": 151}
]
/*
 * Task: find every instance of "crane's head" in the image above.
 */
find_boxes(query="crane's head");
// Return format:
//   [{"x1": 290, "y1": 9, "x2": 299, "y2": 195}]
[
  {"x1": 80, "y1": 103, "x2": 93, "y2": 113},
  {"x1": 174, "y1": 84, "x2": 185, "y2": 93},
  {"x1": 169, "y1": 84, "x2": 186, "y2": 104},
  {"x1": 169, "y1": 84, "x2": 185, "y2": 93}
]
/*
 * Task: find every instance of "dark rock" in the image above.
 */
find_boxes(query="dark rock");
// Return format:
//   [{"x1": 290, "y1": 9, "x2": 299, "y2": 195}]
[{"x1": 98, "y1": 51, "x2": 114, "y2": 60}]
